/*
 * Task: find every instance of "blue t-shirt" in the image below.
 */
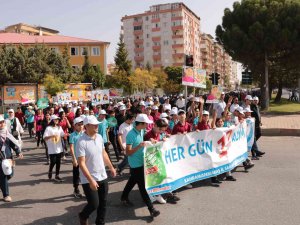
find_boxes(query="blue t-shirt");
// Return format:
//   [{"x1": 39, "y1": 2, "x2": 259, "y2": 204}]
[
  {"x1": 98, "y1": 119, "x2": 108, "y2": 143},
  {"x1": 193, "y1": 117, "x2": 199, "y2": 126},
  {"x1": 126, "y1": 127, "x2": 145, "y2": 168},
  {"x1": 25, "y1": 110, "x2": 35, "y2": 123},
  {"x1": 169, "y1": 120, "x2": 176, "y2": 130},
  {"x1": 69, "y1": 131, "x2": 83, "y2": 158}
]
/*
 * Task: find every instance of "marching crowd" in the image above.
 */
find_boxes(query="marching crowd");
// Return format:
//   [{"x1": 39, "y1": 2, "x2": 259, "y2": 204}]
[{"x1": 0, "y1": 92, "x2": 265, "y2": 225}]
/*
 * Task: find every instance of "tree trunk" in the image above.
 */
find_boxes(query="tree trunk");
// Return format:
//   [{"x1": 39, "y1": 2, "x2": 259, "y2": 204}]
[
  {"x1": 261, "y1": 52, "x2": 269, "y2": 110},
  {"x1": 274, "y1": 79, "x2": 283, "y2": 103}
]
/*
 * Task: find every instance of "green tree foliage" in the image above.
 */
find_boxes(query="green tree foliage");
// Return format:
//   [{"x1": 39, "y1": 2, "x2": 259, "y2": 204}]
[
  {"x1": 164, "y1": 66, "x2": 182, "y2": 83},
  {"x1": 43, "y1": 74, "x2": 65, "y2": 97},
  {"x1": 114, "y1": 33, "x2": 132, "y2": 75},
  {"x1": 216, "y1": 0, "x2": 300, "y2": 109}
]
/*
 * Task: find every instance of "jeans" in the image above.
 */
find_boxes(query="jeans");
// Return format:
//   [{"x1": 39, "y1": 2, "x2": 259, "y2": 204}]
[
  {"x1": 49, "y1": 153, "x2": 62, "y2": 176},
  {"x1": 36, "y1": 131, "x2": 42, "y2": 147},
  {"x1": 0, "y1": 165, "x2": 9, "y2": 197},
  {"x1": 28, "y1": 122, "x2": 34, "y2": 138},
  {"x1": 121, "y1": 166, "x2": 153, "y2": 210},
  {"x1": 80, "y1": 179, "x2": 108, "y2": 225},
  {"x1": 73, "y1": 165, "x2": 80, "y2": 190},
  {"x1": 117, "y1": 155, "x2": 128, "y2": 172},
  {"x1": 108, "y1": 129, "x2": 120, "y2": 161}
]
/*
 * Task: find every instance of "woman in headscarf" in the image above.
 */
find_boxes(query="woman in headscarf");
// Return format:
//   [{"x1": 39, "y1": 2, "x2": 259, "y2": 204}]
[{"x1": 0, "y1": 115, "x2": 23, "y2": 202}]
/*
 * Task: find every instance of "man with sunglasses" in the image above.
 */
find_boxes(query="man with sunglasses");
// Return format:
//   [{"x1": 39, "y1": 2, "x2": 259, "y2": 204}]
[{"x1": 69, "y1": 117, "x2": 84, "y2": 198}]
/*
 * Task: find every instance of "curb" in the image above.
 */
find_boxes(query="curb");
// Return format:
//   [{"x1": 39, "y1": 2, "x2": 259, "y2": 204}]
[{"x1": 262, "y1": 128, "x2": 300, "y2": 136}]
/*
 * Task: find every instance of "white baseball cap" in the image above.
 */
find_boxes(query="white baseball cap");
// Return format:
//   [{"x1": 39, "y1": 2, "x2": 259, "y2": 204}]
[
  {"x1": 73, "y1": 117, "x2": 83, "y2": 125},
  {"x1": 0, "y1": 115, "x2": 4, "y2": 121},
  {"x1": 245, "y1": 95, "x2": 253, "y2": 100},
  {"x1": 179, "y1": 93, "x2": 184, "y2": 97},
  {"x1": 160, "y1": 113, "x2": 168, "y2": 119},
  {"x1": 68, "y1": 104, "x2": 72, "y2": 108},
  {"x1": 170, "y1": 109, "x2": 177, "y2": 115},
  {"x1": 178, "y1": 109, "x2": 186, "y2": 114},
  {"x1": 244, "y1": 108, "x2": 253, "y2": 113},
  {"x1": 202, "y1": 110, "x2": 210, "y2": 116},
  {"x1": 221, "y1": 92, "x2": 225, "y2": 95},
  {"x1": 84, "y1": 107, "x2": 89, "y2": 111},
  {"x1": 50, "y1": 115, "x2": 60, "y2": 121},
  {"x1": 135, "y1": 114, "x2": 153, "y2": 124},
  {"x1": 253, "y1": 96, "x2": 259, "y2": 101},
  {"x1": 8, "y1": 109, "x2": 14, "y2": 113},
  {"x1": 27, "y1": 106, "x2": 33, "y2": 109},
  {"x1": 152, "y1": 105, "x2": 158, "y2": 110},
  {"x1": 119, "y1": 105, "x2": 126, "y2": 111},
  {"x1": 237, "y1": 107, "x2": 245, "y2": 115},
  {"x1": 83, "y1": 115, "x2": 100, "y2": 125},
  {"x1": 99, "y1": 109, "x2": 107, "y2": 115},
  {"x1": 54, "y1": 102, "x2": 58, "y2": 105},
  {"x1": 59, "y1": 108, "x2": 64, "y2": 113},
  {"x1": 139, "y1": 101, "x2": 145, "y2": 106}
]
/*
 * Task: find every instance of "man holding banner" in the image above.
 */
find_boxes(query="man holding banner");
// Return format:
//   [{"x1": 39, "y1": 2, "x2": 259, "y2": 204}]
[{"x1": 120, "y1": 114, "x2": 160, "y2": 218}]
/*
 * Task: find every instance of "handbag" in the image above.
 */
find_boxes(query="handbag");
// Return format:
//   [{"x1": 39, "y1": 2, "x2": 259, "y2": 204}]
[{"x1": 2, "y1": 159, "x2": 13, "y2": 176}]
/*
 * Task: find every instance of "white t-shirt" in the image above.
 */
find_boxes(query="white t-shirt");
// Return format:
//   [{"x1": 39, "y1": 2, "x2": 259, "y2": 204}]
[
  {"x1": 230, "y1": 103, "x2": 240, "y2": 113},
  {"x1": 76, "y1": 133, "x2": 107, "y2": 184},
  {"x1": 118, "y1": 122, "x2": 133, "y2": 149},
  {"x1": 213, "y1": 100, "x2": 226, "y2": 118},
  {"x1": 43, "y1": 126, "x2": 65, "y2": 154},
  {"x1": 163, "y1": 103, "x2": 172, "y2": 111},
  {"x1": 176, "y1": 98, "x2": 185, "y2": 108}
]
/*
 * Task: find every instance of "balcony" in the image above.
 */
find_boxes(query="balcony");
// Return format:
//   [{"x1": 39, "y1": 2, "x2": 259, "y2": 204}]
[
  {"x1": 152, "y1": 27, "x2": 160, "y2": 32},
  {"x1": 171, "y1": 25, "x2": 183, "y2": 31},
  {"x1": 172, "y1": 53, "x2": 184, "y2": 58},
  {"x1": 133, "y1": 21, "x2": 143, "y2": 26},
  {"x1": 172, "y1": 34, "x2": 183, "y2": 39},
  {"x1": 134, "y1": 47, "x2": 144, "y2": 53},
  {"x1": 153, "y1": 54, "x2": 161, "y2": 60},
  {"x1": 171, "y1": 16, "x2": 183, "y2": 21},
  {"x1": 152, "y1": 36, "x2": 161, "y2": 42},
  {"x1": 152, "y1": 45, "x2": 161, "y2": 51},
  {"x1": 134, "y1": 56, "x2": 144, "y2": 61},
  {"x1": 172, "y1": 44, "x2": 184, "y2": 48},
  {"x1": 133, "y1": 30, "x2": 143, "y2": 35},
  {"x1": 151, "y1": 18, "x2": 160, "y2": 23},
  {"x1": 134, "y1": 39, "x2": 143, "y2": 44}
]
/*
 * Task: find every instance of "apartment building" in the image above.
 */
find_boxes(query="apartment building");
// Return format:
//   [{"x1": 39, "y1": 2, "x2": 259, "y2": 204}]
[
  {"x1": 0, "y1": 28, "x2": 109, "y2": 74},
  {"x1": 200, "y1": 33, "x2": 214, "y2": 76},
  {"x1": 4, "y1": 23, "x2": 59, "y2": 36},
  {"x1": 121, "y1": 2, "x2": 201, "y2": 68}
]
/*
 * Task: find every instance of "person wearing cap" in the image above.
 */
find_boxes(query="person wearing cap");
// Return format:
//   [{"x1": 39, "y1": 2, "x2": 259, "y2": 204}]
[
  {"x1": 176, "y1": 94, "x2": 185, "y2": 110},
  {"x1": 172, "y1": 110, "x2": 192, "y2": 135},
  {"x1": 243, "y1": 95, "x2": 253, "y2": 110},
  {"x1": 25, "y1": 106, "x2": 35, "y2": 138},
  {"x1": 213, "y1": 92, "x2": 227, "y2": 119},
  {"x1": 69, "y1": 117, "x2": 84, "y2": 199},
  {"x1": 116, "y1": 114, "x2": 135, "y2": 175},
  {"x1": 15, "y1": 107, "x2": 25, "y2": 127},
  {"x1": 196, "y1": 110, "x2": 211, "y2": 131},
  {"x1": 251, "y1": 96, "x2": 263, "y2": 142},
  {"x1": 34, "y1": 109, "x2": 44, "y2": 148},
  {"x1": 116, "y1": 105, "x2": 127, "y2": 128},
  {"x1": 230, "y1": 97, "x2": 240, "y2": 113},
  {"x1": 150, "y1": 105, "x2": 160, "y2": 122},
  {"x1": 5, "y1": 108, "x2": 24, "y2": 141},
  {"x1": 121, "y1": 114, "x2": 160, "y2": 218},
  {"x1": 168, "y1": 109, "x2": 178, "y2": 132},
  {"x1": 76, "y1": 115, "x2": 116, "y2": 225},
  {"x1": 0, "y1": 115, "x2": 23, "y2": 202},
  {"x1": 59, "y1": 110, "x2": 71, "y2": 159},
  {"x1": 97, "y1": 110, "x2": 111, "y2": 161},
  {"x1": 145, "y1": 105, "x2": 154, "y2": 132},
  {"x1": 43, "y1": 115, "x2": 66, "y2": 182},
  {"x1": 107, "y1": 110, "x2": 121, "y2": 161},
  {"x1": 83, "y1": 107, "x2": 90, "y2": 117}
]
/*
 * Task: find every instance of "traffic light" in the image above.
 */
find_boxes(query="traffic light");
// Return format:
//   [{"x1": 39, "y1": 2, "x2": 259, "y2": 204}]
[
  {"x1": 209, "y1": 73, "x2": 220, "y2": 85},
  {"x1": 242, "y1": 70, "x2": 252, "y2": 85},
  {"x1": 209, "y1": 73, "x2": 214, "y2": 83},
  {"x1": 185, "y1": 55, "x2": 194, "y2": 67},
  {"x1": 215, "y1": 73, "x2": 220, "y2": 85}
]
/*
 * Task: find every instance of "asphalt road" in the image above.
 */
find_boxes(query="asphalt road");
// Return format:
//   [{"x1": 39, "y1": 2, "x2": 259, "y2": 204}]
[{"x1": 1, "y1": 135, "x2": 300, "y2": 225}]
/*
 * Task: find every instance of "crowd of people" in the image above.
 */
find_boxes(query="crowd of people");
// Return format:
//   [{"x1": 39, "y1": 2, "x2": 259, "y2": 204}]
[{"x1": 0, "y1": 92, "x2": 265, "y2": 225}]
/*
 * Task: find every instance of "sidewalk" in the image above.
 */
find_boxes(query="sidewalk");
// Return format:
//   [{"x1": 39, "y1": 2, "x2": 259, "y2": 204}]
[{"x1": 261, "y1": 114, "x2": 300, "y2": 136}]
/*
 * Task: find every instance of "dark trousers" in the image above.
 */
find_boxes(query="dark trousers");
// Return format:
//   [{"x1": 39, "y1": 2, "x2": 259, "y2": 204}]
[
  {"x1": 28, "y1": 122, "x2": 34, "y2": 138},
  {"x1": 44, "y1": 142, "x2": 49, "y2": 160},
  {"x1": 255, "y1": 126, "x2": 262, "y2": 141},
  {"x1": 49, "y1": 153, "x2": 62, "y2": 176},
  {"x1": 121, "y1": 166, "x2": 153, "y2": 210},
  {"x1": 0, "y1": 166, "x2": 9, "y2": 197},
  {"x1": 36, "y1": 131, "x2": 42, "y2": 147},
  {"x1": 80, "y1": 179, "x2": 108, "y2": 225},
  {"x1": 108, "y1": 130, "x2": 120, "y2": 161},
  {"x1": 73, "y1": 165, "x2": 80, "y2": 190},
  {"x1": 117, "y1": 155, "x2": 128, "y2": 172}
]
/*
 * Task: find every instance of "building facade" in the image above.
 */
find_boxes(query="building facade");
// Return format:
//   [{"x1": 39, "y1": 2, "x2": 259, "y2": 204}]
[
  {"x1": 4, "y1": 23, "x2": 59, "y2": 36},
  {"x1": 122, "y1": 2, "x2": 201, "y2": 68},
  {"x1": 0, "y1": 32, "x2": 109, "y2": 74}
]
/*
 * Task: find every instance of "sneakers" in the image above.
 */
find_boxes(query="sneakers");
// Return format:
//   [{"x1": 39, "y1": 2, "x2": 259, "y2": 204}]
[
  {"x1": 211, "y1": 177, "x2": 222, "y2": 184},
  {"x1": 54, "y1": 176, "x2": 64, "y2": 182},
  {"x1": 48, "y1": 172, "x2": 52, "y2": 180},
  {"x1": 184, "y1": 184, "x2": 193, "y2": 189},
  {"x1": 154, "y1": 195, "x2": 166, "y2": 204},
  {"x1": 74, "y1": 190, "x2": 83, "y2": 198},
  {"x1": 244, "y1": 163, "x2": 254, "y2": 171},
  {"x1": 78, "y1": 213, "x2": 88, "y2": 225},
  {"x1": 225, "y1": 176, "x2": 237, "y2": 181},
  {"x1": 149, "y1": 208, "x2": 160, "y2": 218},
  {"x1": 165, "y1": 193, "x2": 180, "y2": 204},
  {"x1": 3, "y1": 196, "x2": 12, "y2": 202}
]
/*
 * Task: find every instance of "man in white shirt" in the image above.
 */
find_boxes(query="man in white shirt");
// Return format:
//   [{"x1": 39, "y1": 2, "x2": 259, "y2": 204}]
[
  {"x1": 213, "y1": 92, "x2": 226, "y2": 118},
  {"x1": 176, "y1": 94, "x2": 186, "y2": 110},
  {"x1": 116, "y1": 114, "x2": 135, "y2": 175},
  {"x1": 76, "y1": 116, "x2": 116, "y2": 225},
  {"x1": 163, "y1": 98, "x2": 172, "y2": 111}
]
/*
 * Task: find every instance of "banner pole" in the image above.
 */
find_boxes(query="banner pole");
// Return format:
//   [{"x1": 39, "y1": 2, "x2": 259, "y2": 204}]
[{"x1": 185, "y1": 85, "x2": 188, "y2": 112}]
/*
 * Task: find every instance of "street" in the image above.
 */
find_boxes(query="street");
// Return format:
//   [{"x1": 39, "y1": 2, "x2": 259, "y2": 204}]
[{"x1": 0, "y1": 135, "x2": 300, "y2": 225}]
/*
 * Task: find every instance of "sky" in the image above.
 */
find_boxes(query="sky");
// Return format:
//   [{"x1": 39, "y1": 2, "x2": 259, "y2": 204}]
[{"x1": 0, "y1": 0, "x2": 238, "y2": 63}]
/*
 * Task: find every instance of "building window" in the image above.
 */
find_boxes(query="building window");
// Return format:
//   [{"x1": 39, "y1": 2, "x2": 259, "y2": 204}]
[
  {"x1": 91, "y1": 47, "x2": 100, "y2": 56},
  {"x1": 146, "y1": 34, "x2": 150, "y2": 38},
  {"x1": 163, "y1": 40, "x2": 169, "y2": 45},
  {"x1": 145, "y1": 16, "x2": 149, "y2": 21},
  {"x1": 134, "y1": 26, "x2": 142, "y2": 30},
  {"x1": 50, "y1": 47, "x2": 59, "y2": 54},
  {"x1": 152, "y1": 14, "x2": 159, "y2": 19},
  {"x1": 70, "y1": 47, "x2": 79, "y2": 56},
  {"x1": 81, "y1": 47, "x2": 89, "y2": 56}
]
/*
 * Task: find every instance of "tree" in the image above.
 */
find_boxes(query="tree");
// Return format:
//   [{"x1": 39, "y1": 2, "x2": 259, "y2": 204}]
[
  {"x1": 145, "y1": 61, "x2": 152, "y2": 72},
  {"x1": 151, "y1": 68, "x2": 168, "y2": 89},
  {"x1": 43, "y1": 74, "x2": 65, "y2": 97},
  {"x1": 164, "y1": 66, "x2": 182, "y2": 83},
  {"x1": 216, "y1": 0, "x2": 300, "y2": 110},
  {"x1": 114, "y1": 33, "x2": 132, "y2": 75},
  {"x1": 129, "y1": 68, "x2": 157, "y2": 93}
]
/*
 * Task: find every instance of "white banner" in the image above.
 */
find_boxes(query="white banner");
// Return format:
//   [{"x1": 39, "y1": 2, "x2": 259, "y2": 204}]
[
  {"x1": 91, "y1": 89, "x2": 110, "y2": 105},
  {"x1": 246, "y1": 118, "x2": 255, "y2": 151},
  {"x1": 144, "y1": 123, "x2": 250, "y2": 196}
]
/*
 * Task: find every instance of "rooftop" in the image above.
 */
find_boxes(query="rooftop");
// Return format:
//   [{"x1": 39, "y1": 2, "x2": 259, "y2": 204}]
[{"x1": 0, "y1": 33, "x2": 110, "y2": 45}]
